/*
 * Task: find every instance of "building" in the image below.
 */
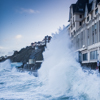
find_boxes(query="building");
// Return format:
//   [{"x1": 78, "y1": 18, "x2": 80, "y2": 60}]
[
  {"x1": 69, "y1": 0, "x2": 100, "y2": 68},
  {"x1": 31, "y1": 43, "x2": 35, "y2": 48},
  {"x1": 31, "y1": 35, "x2": 52, "y2": 49},
  {"x1": 37, "y1": 41, "x2": 45, "y2": 46},
  {"x1": 43, "y1": 35, "x2": 52, "y2": 45},
  {"x1": 31, "y1": 41, "x2": 45, "y2": 48}
]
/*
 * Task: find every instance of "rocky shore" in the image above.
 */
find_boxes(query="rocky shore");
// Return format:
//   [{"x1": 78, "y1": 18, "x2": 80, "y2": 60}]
[
  {"x1": 0, "y1": 35, "x2": 52, "y2": 75},
  {"x1": 0, "y1": 45, "x2": 45, "y2": 73}
]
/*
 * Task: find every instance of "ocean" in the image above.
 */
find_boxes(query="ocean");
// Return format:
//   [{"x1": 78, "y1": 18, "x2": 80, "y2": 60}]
[{"x1": 0, "y1": 28, "x2": 100, "y2": 100}]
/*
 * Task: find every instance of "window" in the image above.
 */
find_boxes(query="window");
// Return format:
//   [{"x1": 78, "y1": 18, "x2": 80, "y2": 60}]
[
  {"x1": 71, "y1": 33, "x2": 73, "y2": 38},
  {"x1": 90, "y1": 50, "x2": 97, "y2": 60},
  {"x1": 87, "y1": 29, "x2": 89, "y2": 46},
  {"x1": 79, "y1": 22, "x2": 82, "y2": 26},
  {"x1": 94, "y1": 23, "x2": 97, "y2": 43},
  {"x1": 80, "y1": 15, "x2": 82, "y2": 18},
  {"x1": 78, "y1": 34, "x2": 80, "y2": 49},
  {"x1": 99, "y1": 21, "x2": 100, "y2": 42},
  {"x1": 76, "y1": 35, "x2": 80, "y2": 49},
  {"x1": 92, "y1": 25, "x2": 94, "y2": 44},
  {"x1": 71, "y1": 33, "x2": 72, "y2": 38},
  {"x1": 74, "y1": 30, "x2": 75, "y2": 35},
  {"x1": 73, "y1": 22, "x2": 75, "y2": 27},
  {"x1": 87, "y1": 16, "x2": 89, "y2": 22},
  {"x1": 79, "y1": 9, "x2": 83, "y2": 11},
  {"x1": 76, "y1": 35, "x2": 78, "y2": 49},
  {"x1": 71, "y1": 25, "x2": 72, "y2": 30},
  {"x1": 83, "y1": 53, "x2": 88, "y2": 61},
  {"x1": 81, "y1": 32, "x2": 83, "y2": 48},
  {"x1": 73, "y1": 17, "x2": 74, "y2": 22},
  {"x1": 91, "y1": 13, "x2": 93, "y2": 19},
  {"x1": 95, "y1": 8, "x2": 98, "y2": 15}
]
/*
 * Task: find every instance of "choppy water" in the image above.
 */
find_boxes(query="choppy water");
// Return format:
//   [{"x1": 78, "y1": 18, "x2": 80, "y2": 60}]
[{"x1": 0, "y1": 28, "x2": 100, "y2": 100}]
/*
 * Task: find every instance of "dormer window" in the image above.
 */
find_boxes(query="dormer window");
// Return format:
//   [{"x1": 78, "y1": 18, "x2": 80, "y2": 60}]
[
  {"x1": 79, "y1": 9, "x2": 83, "y2": 11},
  {"x1": 95, "y1": 8, "x2": 98, "y2": 15}
]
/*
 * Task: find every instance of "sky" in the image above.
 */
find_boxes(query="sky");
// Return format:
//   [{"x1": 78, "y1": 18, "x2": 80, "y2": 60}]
[{"x1": 0, "y1": 0, "x2": 76, "y2": 56}]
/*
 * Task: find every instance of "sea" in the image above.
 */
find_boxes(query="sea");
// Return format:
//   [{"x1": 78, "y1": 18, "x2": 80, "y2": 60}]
[{"x1": 0, "y1": 28, "x2": 100, "y2": 100}]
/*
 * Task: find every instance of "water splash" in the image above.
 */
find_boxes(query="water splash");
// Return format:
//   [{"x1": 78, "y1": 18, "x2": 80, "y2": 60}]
[
  {"x1": 38, "y1": 28, "x2": 100, "y2": 100},
  {"x1": 0, "y1": 28, "x2": 100, "y2": 100}
]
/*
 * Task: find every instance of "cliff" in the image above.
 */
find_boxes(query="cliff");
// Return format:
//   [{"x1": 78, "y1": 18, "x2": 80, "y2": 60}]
[{"x1": 0, "y1": 45, "x2": 45, "y2": 72}]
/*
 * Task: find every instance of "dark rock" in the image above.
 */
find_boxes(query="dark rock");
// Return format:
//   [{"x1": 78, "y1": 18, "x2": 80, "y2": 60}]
[{"x1": 0, "y1": 45, "x2": 45, "y2": 72}]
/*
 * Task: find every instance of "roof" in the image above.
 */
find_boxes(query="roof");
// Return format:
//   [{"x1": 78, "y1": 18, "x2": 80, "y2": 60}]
[
  {"x1": 71, "y1": 0, "x2": 88, "y2": 14},
  {"x1": 70, "y1": 0, "x2": 100, "y2": 15}
]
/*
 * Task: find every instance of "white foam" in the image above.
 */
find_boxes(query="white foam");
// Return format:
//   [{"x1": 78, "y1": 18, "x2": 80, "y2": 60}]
[
  {"x1": 38, "y1": 28, "x2": 100, "y2": 99},
  {"x1": 0, "y1": 28, "x2": 100, "y2": 100}
]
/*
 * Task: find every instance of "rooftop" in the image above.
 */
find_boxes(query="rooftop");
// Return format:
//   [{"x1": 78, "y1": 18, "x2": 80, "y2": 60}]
[{"x1": 70, "y1": 0, "x2": 100, "y2": 15}]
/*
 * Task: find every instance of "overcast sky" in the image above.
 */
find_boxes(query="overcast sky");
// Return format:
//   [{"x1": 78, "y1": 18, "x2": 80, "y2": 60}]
[{"x1": 0, "y1": 0, "x2": 76, "y2": 56}]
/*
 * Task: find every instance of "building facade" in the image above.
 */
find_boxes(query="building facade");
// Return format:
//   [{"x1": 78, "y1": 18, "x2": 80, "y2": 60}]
[
  {"x1": 31, "y1": 35, "x2": 52, "y2": 49},
  {"x1": 69, "y1": 0, "x2": 100, "y2": 68}
]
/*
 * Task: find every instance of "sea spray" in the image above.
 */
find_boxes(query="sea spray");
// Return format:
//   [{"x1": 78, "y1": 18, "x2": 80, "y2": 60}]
[
  {"x1": 38, "y1": 28, "x2": 80, "y2": 97},
  {"x1": 38, "y1": 27, "x2": 100, "y2": 99},
  {"x1": 0, "y1": 59, "x2": 11, "y2": 72},
  {"x1": 0, "y1": 27, "x2": 100, "y2": 100},
  {"x1": 0, "y1": 60, "x2": 40, "y2": 100}
]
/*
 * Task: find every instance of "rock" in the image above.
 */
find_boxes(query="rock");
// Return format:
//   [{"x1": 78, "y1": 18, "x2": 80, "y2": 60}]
[{"x1": 0, "y1": 45, "x2": 45, "y2": 72}]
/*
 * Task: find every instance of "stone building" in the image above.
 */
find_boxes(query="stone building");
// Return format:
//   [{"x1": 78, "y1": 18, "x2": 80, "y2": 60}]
[{"x1": 69, "y1": 0, "x2": 100, "y2": 68}]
